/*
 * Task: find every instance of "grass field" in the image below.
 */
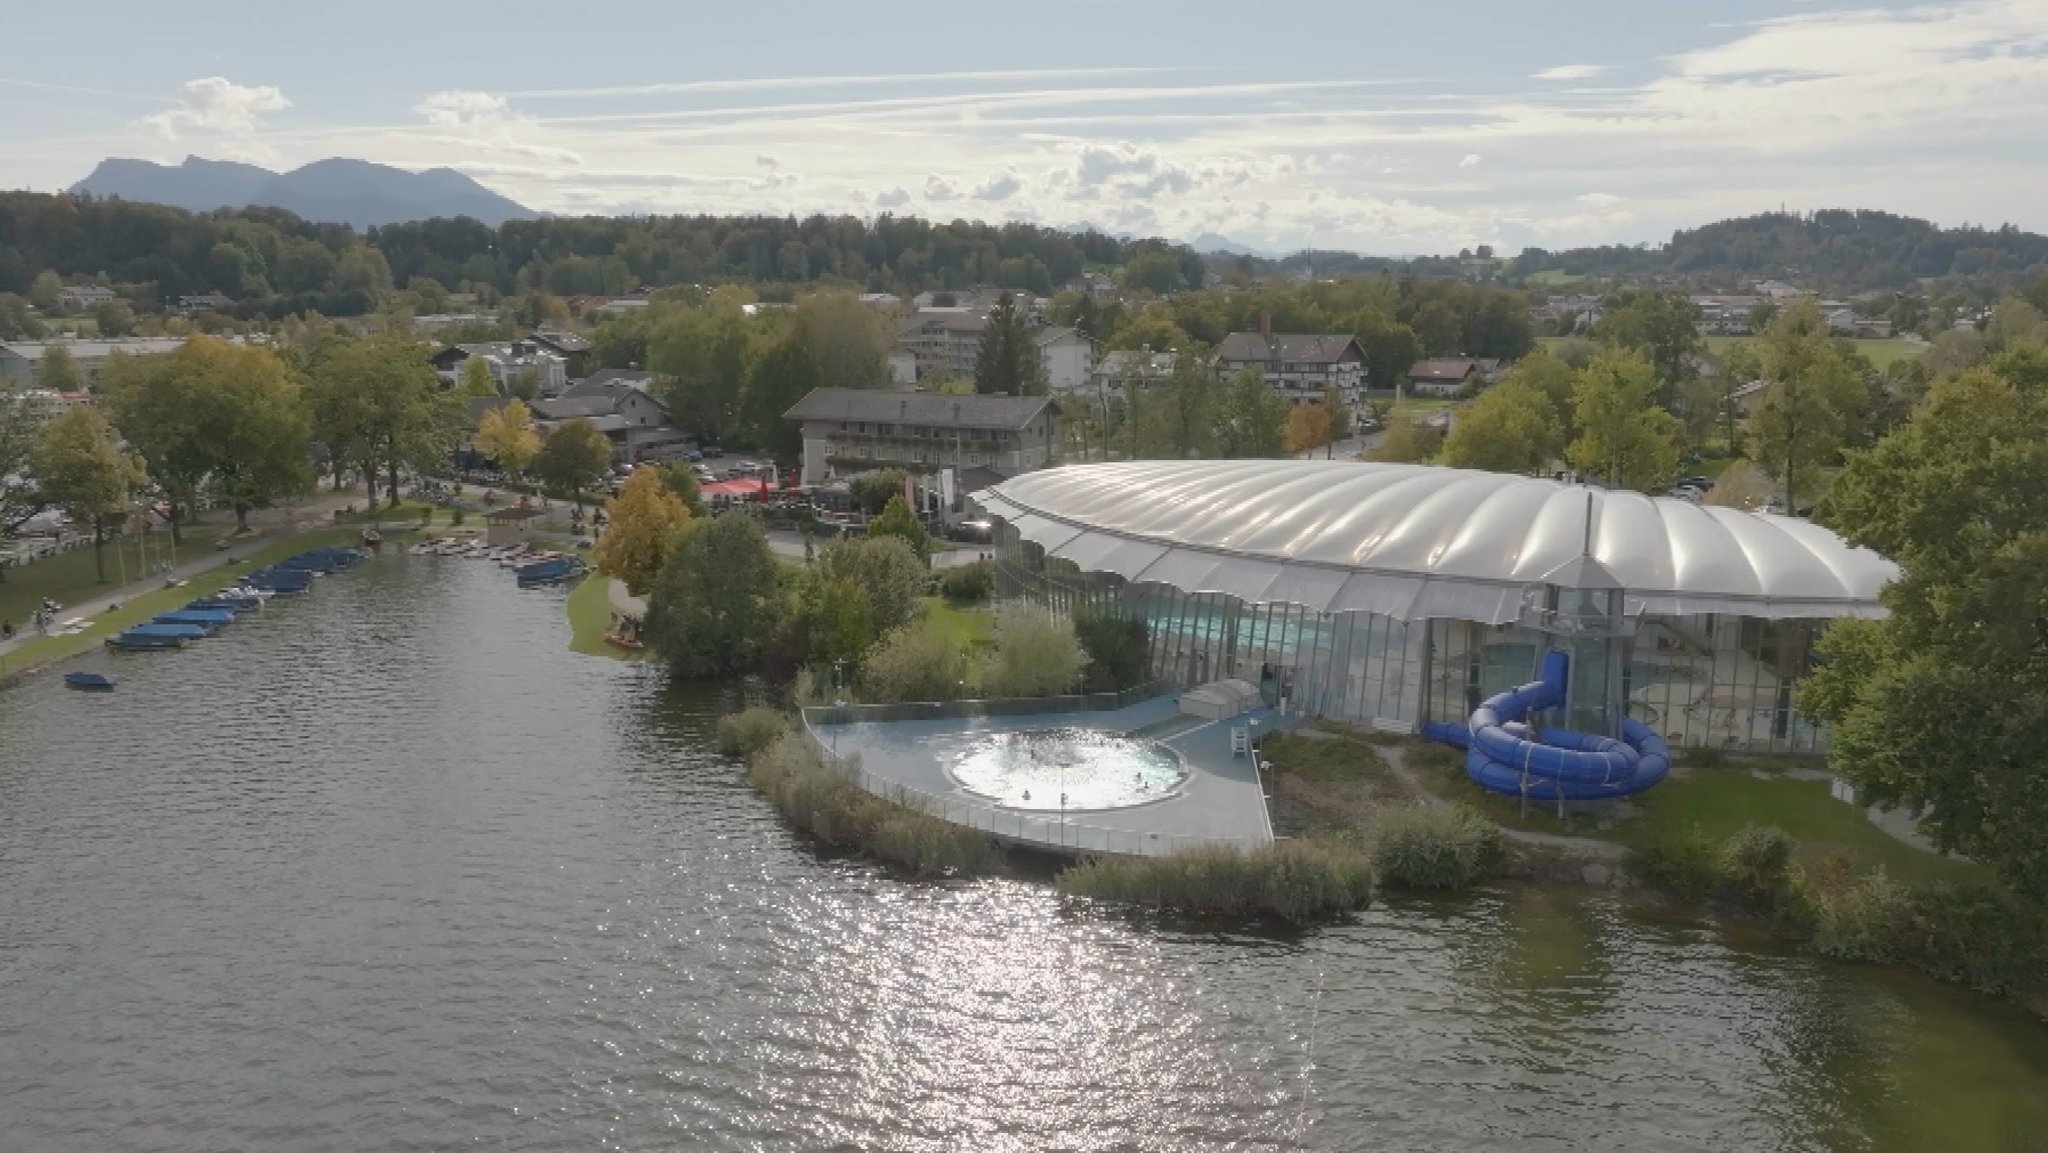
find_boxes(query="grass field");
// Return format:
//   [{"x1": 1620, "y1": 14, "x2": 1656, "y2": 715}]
[
  {"x1": 921, "y1": 596, "x2": 995, "y2": 653},
  {"x1": 0, "y1": 527, "x2": 362, "y2": 678},
  {"x1": 0, "y1": 522, "x2": 236, "y2": 628},
  {"x1": 1540, "y1": 334, "x2": 1929, "y2": 371}
]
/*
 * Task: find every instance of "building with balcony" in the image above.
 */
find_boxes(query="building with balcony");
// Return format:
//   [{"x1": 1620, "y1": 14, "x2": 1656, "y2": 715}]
[
  {"x1": 784, "y1": 387, "x2": 1060, "y2": 486},
  {"x1": 1213, "y1": 329, "x2": 1366, "y2": 406}
]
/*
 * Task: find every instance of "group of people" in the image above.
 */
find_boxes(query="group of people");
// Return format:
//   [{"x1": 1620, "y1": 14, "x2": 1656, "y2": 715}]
[{"x1": 1, "y1": 598, "x2": 63, "y2": 642}]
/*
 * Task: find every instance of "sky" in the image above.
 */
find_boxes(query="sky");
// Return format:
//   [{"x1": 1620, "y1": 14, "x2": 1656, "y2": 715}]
[{"x1": 5, "y1": 0, "x2": 2048, "y2": 256}]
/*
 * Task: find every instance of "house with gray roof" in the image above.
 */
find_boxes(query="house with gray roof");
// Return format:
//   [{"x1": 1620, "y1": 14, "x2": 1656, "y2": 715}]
[
  {"x1": 1213, "y1": 327, "x2": 1366, "y2": 406},
  {"x1": 532, "y1": 386, "x2": 676, "y2": 464},
  {"x1": 783, "y1": 387, "x2": 1060, "y2": 485},
  {"x1": 0, "y1": 337, "x2": 196, "y2": 386}
]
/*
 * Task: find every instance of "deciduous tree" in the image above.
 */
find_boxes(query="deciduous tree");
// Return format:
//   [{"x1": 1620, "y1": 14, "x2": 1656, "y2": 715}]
[
  {"x1": 739, "y1": 332, "x2": 821, "y2": 458},
  {"x1": 1442, "y1": 378, "x2": 1562, "y2": 474},
  {"x1": 475, "y1": 398, "x2": 541, "y2": 479},
  {"x1": 31, "y1": 405, "x2": 148, "y2": 583},
  {"x1": 793, "y1": 292, "x2": 889, "y2": 388},
  {"x1": 37, "y1": 345, "x2": 82, "y2": 393},
  {"x1": 1747, "y1": 301, "x2": 1866, "y2": 514},
  {"x1": 643, "y1": 513, "x2": 783, "y2": 677},
  {"x1": 592, "y1": 465, "x2": 693, "y2": 595},
  {"x1": 533, "y1": 419, "x2": 613, "y2": 506},
  {"x1": 457, "y1": 355, "x2": 498, "y2": 398},
  {"x1": 1212, "y1": 367, "x2": 1288, "y2": 458},
  {"x1": 1566, "y1": 350, "x2": 1680, "y2": 490},
  {"x1": 981, "y1": 606, "x2": 1088, "y2": 698},
  {"x1": 867, "y1": 494, "x2": 932, "y2": 558},
  {"x1": 1802, "y1": 350, "x2": 2048, "y2": 898},
  {"x1": 0, "y1": 385, "x2": 49, "y2": 533},
  {"x1": 1284, "y1": 400, "x2": 1335, "y2": 458}
]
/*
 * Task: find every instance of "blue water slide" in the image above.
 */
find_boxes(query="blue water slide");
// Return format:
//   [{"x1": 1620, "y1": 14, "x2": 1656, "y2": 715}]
[{"x1": 1421, "y1": 649, "x2": 1670, "y2": 801}]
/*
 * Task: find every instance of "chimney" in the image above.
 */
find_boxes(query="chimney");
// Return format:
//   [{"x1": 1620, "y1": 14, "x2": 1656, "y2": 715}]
[{"x1": 1259, "y1": 310, "x2": 1271, "y2": 339}]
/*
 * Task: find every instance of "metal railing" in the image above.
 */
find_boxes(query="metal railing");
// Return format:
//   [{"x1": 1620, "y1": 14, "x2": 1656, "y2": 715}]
[
  {"x1": 798, "y1": 696, "x2": 1267, "y2": 858},
  {"x1": 799, "y1": 680, "x2": 1174, "y2": 728}
]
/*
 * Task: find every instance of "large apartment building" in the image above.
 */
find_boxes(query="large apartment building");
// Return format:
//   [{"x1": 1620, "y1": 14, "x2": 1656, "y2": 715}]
[{"x1": 784, "y1": 388, "x2": 1060, "y2": 485}]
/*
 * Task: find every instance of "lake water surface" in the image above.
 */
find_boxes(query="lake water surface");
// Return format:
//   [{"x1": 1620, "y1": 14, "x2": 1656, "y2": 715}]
[{"x1": 2, "y1": 552, "x2": 2045, "y2": 1152}]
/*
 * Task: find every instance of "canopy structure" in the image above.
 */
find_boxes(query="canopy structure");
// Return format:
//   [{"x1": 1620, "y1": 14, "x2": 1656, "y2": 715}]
[{"x1": 972, "y1": 461, "x2": 1897, "y2": 623}]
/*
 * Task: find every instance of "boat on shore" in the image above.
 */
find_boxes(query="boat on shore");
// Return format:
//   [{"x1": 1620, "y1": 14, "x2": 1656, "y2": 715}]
[
  {"x1": 107, "y1": 623, "x2": 203, "y2": 650},
  {"x1": 63, "y1": 671, "x2": 116, "y2": 691}
]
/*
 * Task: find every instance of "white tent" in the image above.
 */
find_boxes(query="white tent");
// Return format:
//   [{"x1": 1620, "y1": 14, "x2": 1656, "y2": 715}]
[{"x1": 1180, "y1": 679, "x2": 1262, "y2": 720}]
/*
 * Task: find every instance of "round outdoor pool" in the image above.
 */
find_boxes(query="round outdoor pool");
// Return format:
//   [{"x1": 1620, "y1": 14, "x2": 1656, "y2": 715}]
[{"x1": 947, "y1": 729, "x2": 1187, "y2": 811}]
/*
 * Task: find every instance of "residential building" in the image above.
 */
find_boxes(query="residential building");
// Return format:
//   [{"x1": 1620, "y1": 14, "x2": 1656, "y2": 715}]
[
  {"x1": 858, "y1": 293, "x2": 903, "y2": 310},
  {"x1": 1531, "y1": 292, "x2": 1606, "y2": 334},
  {"x1": 1825, "y1": 309, "x2": 1894, "y2": 339},
  {"x1": 412, "y1": 312, "x2": 503, "y2": 333},
  {"x1": 1213, "y1": 326, "x2": 1367, "y2": 405},
  {"x1": 1033, "y1": 326, "x2": 1099, "y2": 394},
  {"x1": 1406, "y1": 358, "x2": 1502, "y2": 397},
  {"x1": 169, "y1": 293, "x2": 234, "y2": 314},
  {"x1": 528, "y1": 330, "x2": 594, "y2": 376},
  {"x1": 56, "y1": 285, "x2": 117, "y2": 311},
  {"x1": 894, "y1": 308, "x2": 987, "y2": 384},
  {"x1": 570, "y1": 368, "x2": 655, "y2": 395},
  {"x1": 1089, "y1": 350, "x2": 1178, "y2": 397},
  {"x1": 532, "y1": 385, "x2": 678, "y2": 464},
  {"x1": 431, "y1": 340, "x2": 569, "y2": 397},
  {"x1": 783, "y1": 387, "x2": 1060, "y2": 486},
  {"x1": 0, "y1": 337, "x2": 193, "y2": 386}
]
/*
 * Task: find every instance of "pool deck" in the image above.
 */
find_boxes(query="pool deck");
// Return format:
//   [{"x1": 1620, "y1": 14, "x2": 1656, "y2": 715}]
[{"x1": 808, "y1": 694, "x2": 1286, "y2": 858}]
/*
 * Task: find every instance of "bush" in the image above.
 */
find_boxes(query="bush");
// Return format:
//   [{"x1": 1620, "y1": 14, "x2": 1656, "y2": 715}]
[
  {"x1": 1809, "y1": 867, "x2": 1912, "y2": 962},
  {"x1": 1074, "y1": 610, "x2": 1150, "y2": 693},
  {"x1": 716, "y1": 707, "x2": 789, "y2": 757},
  {"x1": 1366, "y1": 804, "x2": 1502, "y2": 890},
  {"x1": 980, "y1": 606, "x2": 1087, "y2": 698},
  {"x1": 1403, "y1": 742, "x2": 1462, "y2": 776},
  {"x1": 818, "y1": 536, "x2": 927, "y2": 634},
  {"x1": 1056, "y1": 839, "x2": 1374, "y2": 923},
  {"x1": 938, "y1": 560, "x2": 994, "y2": 604},
  {"x1": 858, "y1": 620, "x2": 971, "y2": 703},
  {"x1": 747, "y1": 733, "x2": 994, "y2": 876},
  {"x1": 1628, "y1": 825, "x2": 1723, "y2": 899},
  {"x1": 1717, "y1": 824, "x2": 1795, "y2": 905},
  {"x1": 1901, "y1": 881, "x2": 2048, "y2": 993}
]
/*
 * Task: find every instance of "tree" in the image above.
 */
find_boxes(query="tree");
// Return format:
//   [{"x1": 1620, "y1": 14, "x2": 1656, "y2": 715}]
[
  {"x1": 793, "y1": 292, "x2": 888, "y2": 388},
  {"x1": 308, "y1": 335, "x2": 455, "y2": 507},
  {"x1": 1801, "y1": 350, "x2": 2048, "y2": 897},
  {"x1": 1106, "y1": 311, "x2": 1191, "y2": 354},
  {"x1": 973, "y1": 293, "x2": 1045, "y2": 395},
  {"x1": 1442, "y1": 378, "x2": 1563, "y2": 474},
  {"x1": 1140, "y1": 351, "x2": 1217, "y2": 458},
  {"x1": 817, "y1": 536, "x2": 927, "y2": 635},
  {"x1": 475, "y1": 398, "x2": 542, "y2": 479},
  {"x1": 592, "y1": 465, "x2": 693, "y2": 595},
  {"x1": 1074, "y1": 610, "x2": 1150, "y2": 693},
  {"x1": 1285, "y1": 401, "x2": 1335, "y2": 458},
  {"x1": 849, "y1": 469, "x2": 909, "y2": 515},
  {"x1": 1498, "y1": 347, "x2": 1575, "y2": 428},
  {"x1": 867, "y1": 494, "x2": 932, "y2": 558},
  {"x1": 0, "y1": 294, "x2": 47, "y2": 340},
  {"x1": 1320, "y1": 383, "x2": 1352, "y2": 451},
  {"x1": 1597, "y1": 289, "x2": 1703, "y2": 388},
  {"x1": 102, "y1": 336, "x2": 310, "y2": 536},
  {"x1": 1566, "y1": 350, "x2": 1681, "y2": 490},
  {"x1": 659, "y1": 462, "x2": 704, "y2": 515},
  {"x1": 31, "y1": 405, "x2": 148, "y2": 583},
  {"x1": 92, "y1": 300, "x2": 136, "y2": 337},
  {"x1": 457, "y1": 354, "x2": 499, "y2": 398},
  {"x1": 1212, "y1": 367, "x2": 1288, "y2": 458},
  {"x1": 27, "y1": 270, "x2": 61, "y2": 313},
  {"x1": 981, "y1": 605, "x2": 1088, "y2": 697},
  {"x1": 1673, "y1": 375, "x2": 1727, "y2": 451},
  {"x1": 533, "y1": 419, "x2": 613, "y2": 506},
  {"x1": 0, "y1": 385, "x2": 49, "y2": 533},
  {"x1": 1367, "y1": 417, "x2": 1443, "y2": 463},
  {"x1": 1350, "y1": 312, "x2": 1425, "y2": 391},
  {"x1": 1747, "y1": 301, "x2": 1866, "y2": 514},
  {"x1": 1704, "y1": 459, "x2": 1772, "y2": 510},
  {"x1": 858, "y1": 620, "x2": 971, "y2": 703},
  {"x1": 649, "y1": 294, "x2": 753, "y2": 444},
  {"x1": 643, "y1": 514, "x2": 782, "y2": 678},
  {"x1": 739, "y1": 332, "x2": 820, "y2": 458},
  {"x1": 38, "y1": 345, "x2": 82, "y2": 393}
]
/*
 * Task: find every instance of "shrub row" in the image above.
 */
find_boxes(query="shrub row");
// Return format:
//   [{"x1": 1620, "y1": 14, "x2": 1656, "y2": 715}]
[
  {"x1": 1366, "y1": 804, "x2": 1503, "y2": 891},
  {"x1": 715, "y1": 707, "x2": 790, "y2": 757},
  {"x1": 1055, "y1": 839, "x2": 1375, "y2": 924},
  {"x1": 746, "y1": 733, "x2": 996, "y2": 877},
  {"x1": 1629, "y1": 824, "x2": 2048, "y2": 993}
]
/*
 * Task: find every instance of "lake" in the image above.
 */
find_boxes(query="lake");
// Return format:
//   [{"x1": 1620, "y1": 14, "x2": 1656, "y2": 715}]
[{"x1": 2, "y1": 551, "x2": 2044, "y2": 1152}]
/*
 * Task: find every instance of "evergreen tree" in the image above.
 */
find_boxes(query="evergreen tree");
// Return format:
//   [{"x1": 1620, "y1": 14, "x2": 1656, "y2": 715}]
[{"x1": 973, "y1": 293, "x2": 1045, "y2": 395}]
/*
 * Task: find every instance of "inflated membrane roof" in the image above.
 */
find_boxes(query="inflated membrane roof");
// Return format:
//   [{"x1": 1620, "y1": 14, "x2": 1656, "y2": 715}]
[{"x1": 972, "y1": 461, "x2": 1896, "y2": 623}]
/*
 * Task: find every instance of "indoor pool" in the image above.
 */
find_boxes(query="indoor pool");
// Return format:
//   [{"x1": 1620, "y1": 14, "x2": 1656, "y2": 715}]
[{"x1": 947, "y1": 728, "x2": 1187, "y2": 810}]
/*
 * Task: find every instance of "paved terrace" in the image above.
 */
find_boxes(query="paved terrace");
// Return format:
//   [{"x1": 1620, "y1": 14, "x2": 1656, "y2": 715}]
[{"x1": 806, "y1": 693, "x2": 1286, "y2": 857}]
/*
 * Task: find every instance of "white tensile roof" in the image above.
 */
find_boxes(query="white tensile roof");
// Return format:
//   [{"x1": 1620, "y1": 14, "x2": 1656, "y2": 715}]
[{"x1": 972, "y1": 461, "x2": 1897, "y2": 624}]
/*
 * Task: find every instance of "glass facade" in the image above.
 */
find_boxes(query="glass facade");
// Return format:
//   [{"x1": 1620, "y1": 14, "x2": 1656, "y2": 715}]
[{"x1": 997, "y1": 531, "x2": 1829, "y2": 754}]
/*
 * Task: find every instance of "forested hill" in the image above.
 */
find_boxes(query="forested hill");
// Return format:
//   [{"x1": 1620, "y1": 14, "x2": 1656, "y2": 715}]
[
  {"x1": 1511, "y1": 210, "x2": 2048, "y2": 292},
  {"x1": 0, "y1": 191, "x2": 1203, "y2": 317}
]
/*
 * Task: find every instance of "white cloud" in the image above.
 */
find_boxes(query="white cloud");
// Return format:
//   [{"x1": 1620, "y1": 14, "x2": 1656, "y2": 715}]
[
  {"x1": 416, "y1": 89, "x2": 508, "y2": 128},
  {"x1": 1459, "y1": 154, "x2": 1483, "y2": 168},
  {"x1": 141, "y1": 77, "x2": 289, "y2": 139},
  {"x1": 875, "y1": 187, "x2": 911, "y2": 208},
  {"x1": 409, "y1": 89, "x2": 583, "y2": 166},
  {"x1": 972, "y1": 168, "x2": 1023, "y2": 201},
  {"x1": 1577, "y1": 192, "x2": 1625, "y2": 206},
  {"x1": 1533, "y1": 64, "x2": 1609, "y2": 81},
  {"x1": 923, "y1": 175, "x2": 961, "y2": 201}
]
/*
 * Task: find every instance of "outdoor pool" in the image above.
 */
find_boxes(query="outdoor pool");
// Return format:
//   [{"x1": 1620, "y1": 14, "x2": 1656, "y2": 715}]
[{"x1": 947, "y1": 728, "x2": 1187, "y2": 810}]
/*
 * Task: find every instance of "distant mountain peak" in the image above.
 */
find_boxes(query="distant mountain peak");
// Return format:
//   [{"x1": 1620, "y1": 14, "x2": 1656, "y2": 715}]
[
  {"x1": 68, "y1": 155, "x2": 538, "y2": 229},
  {"x1": 1187, "y1": 231, "x2": 1275, "y2": 258}
]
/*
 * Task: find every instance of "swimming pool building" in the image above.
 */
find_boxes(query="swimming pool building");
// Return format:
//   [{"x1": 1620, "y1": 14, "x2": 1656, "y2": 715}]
[{"x1": 974, "y1": 460, "x2": 1896, "y2": 754}]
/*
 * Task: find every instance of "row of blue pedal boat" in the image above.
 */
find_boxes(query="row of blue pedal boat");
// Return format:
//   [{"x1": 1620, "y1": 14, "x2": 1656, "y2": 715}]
[{"x1": 103, "y1": 546, "x2": 368, "y2": 653}]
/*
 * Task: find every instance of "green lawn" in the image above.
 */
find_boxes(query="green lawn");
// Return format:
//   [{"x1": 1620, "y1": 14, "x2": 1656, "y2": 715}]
[
  {"x1": 1619, "y1": 768, "x2": 1979, "y2": 886},
  {"x1": 0, "y1": 527, "x2": 362, "y2": 677},
  {"x1": 0, "y1": 523, "x2": 236, "y2": 628},
  {"x1": 1541, "y1": 334, "x2": 1928, "y2": 371},
  {"x1": 565, "y1": 573, "x2": 644, "y2": 660},
  {"x1": 921, "y1": 596, "x2": 994, "y2": 653}
]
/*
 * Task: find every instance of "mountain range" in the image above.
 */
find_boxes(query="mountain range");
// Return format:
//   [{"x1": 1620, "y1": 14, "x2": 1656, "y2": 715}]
[{"x1": 68, "y1": 156, "x2": 539, "y2": 229}]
